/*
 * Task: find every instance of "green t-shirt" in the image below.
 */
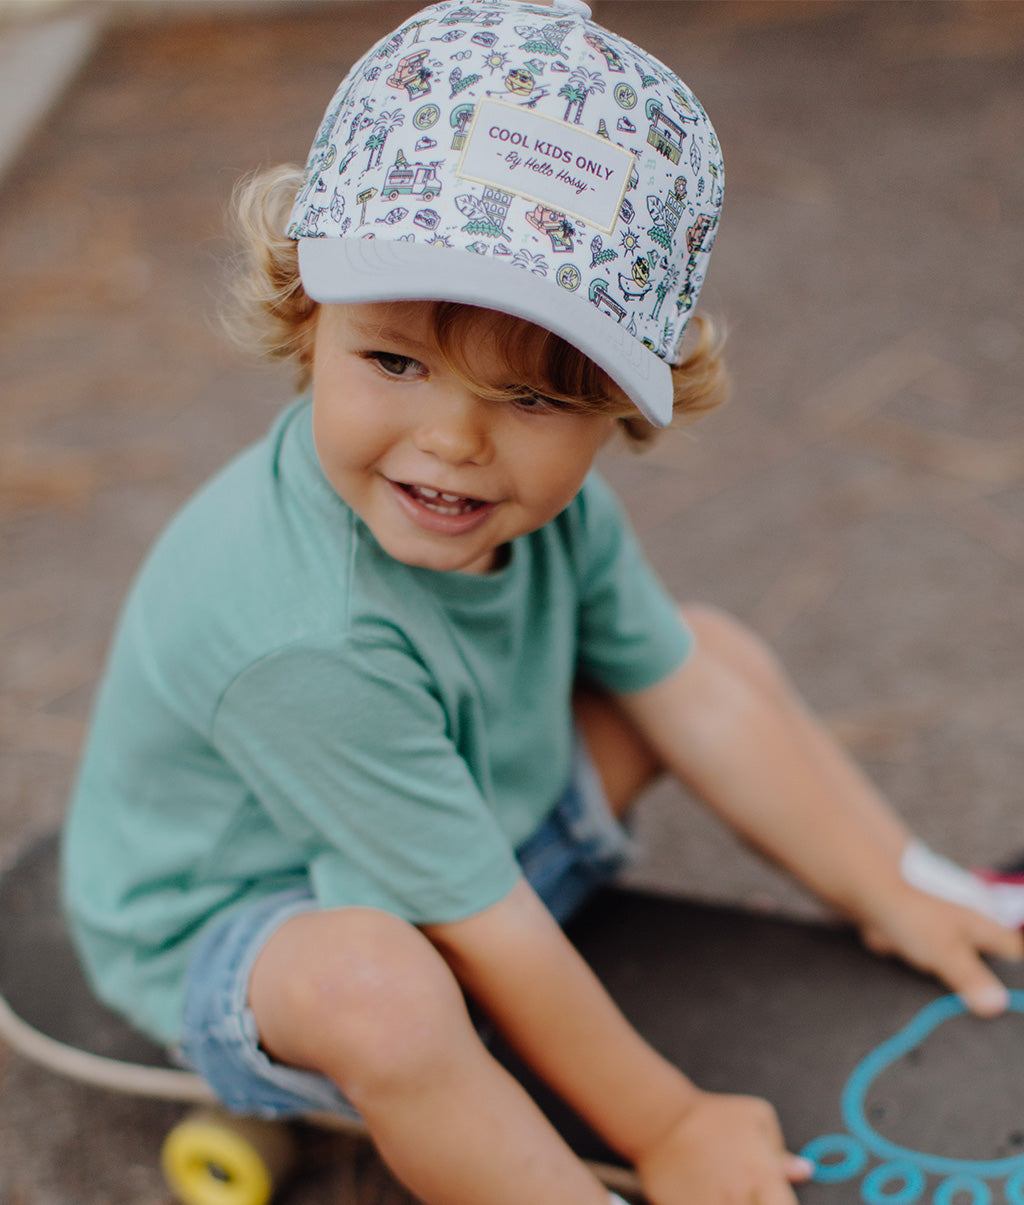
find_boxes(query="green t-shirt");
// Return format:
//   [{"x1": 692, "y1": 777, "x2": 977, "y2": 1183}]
[{"x1": 62, "y1": 400, "x2": 692, "y2": 1044}]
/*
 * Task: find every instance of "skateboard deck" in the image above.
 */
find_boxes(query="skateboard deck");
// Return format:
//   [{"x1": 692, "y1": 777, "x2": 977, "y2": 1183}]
[{"x1": 3, "y1": 832, "x2": 1024, "y2": 1205}]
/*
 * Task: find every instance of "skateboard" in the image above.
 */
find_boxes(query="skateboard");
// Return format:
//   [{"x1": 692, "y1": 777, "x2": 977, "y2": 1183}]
[{"x1": 3, "y1": 832, "x2": 1024, "y2": 1205}]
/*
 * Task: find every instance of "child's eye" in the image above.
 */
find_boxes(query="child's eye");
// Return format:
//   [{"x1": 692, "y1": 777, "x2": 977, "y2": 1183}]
[
  {"x1": 365, "y1": 351, "x2": 425, "y2": 379},
  {"x1": 511, "y1": 390, "x2": 567, "y2": 415}
]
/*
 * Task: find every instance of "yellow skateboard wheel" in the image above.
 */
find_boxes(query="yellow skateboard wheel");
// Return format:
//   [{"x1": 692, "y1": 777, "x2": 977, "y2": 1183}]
[{"x1": 161, "y1": 1109, "x2": 295, "y2": 1205}]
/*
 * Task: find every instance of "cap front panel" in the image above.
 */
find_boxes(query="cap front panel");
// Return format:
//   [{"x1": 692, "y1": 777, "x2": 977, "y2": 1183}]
[{"x1": 288, "y1": 0, "x2": 723, "y2": 367}]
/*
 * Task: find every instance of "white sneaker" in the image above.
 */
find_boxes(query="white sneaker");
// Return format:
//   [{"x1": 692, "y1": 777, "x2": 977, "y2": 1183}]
[{"x1": 902, "y1": 840, "x2": 1024, "y2": 927}]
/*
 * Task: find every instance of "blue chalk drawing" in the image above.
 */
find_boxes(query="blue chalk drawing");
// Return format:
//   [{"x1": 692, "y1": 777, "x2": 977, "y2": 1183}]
[{"x1": 800, "y1": 991, "x2": 1024, "y2": 1203}]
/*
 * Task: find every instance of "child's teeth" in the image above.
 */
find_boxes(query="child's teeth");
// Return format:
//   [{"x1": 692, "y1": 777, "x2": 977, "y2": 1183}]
[
  {"x1": 403, "y1": 482, "x2": 482, "y2": 516},
  {"x1": 410, "y1": 485, "x2": 474, "y2": 506}
]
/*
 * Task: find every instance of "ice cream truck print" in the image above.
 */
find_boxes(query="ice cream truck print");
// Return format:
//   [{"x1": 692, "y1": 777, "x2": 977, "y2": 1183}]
[{"x1": 384, "y1": 160, "x2": 441, "y2": 200}]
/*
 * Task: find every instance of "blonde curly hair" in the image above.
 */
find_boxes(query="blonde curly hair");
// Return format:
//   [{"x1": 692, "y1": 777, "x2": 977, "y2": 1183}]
[{"x1": 225, "y1": 166, "x2": 728, "y2": 445}]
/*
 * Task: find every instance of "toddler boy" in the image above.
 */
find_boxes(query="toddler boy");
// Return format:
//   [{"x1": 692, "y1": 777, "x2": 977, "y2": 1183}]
[{"x1": 63, "y1": 3, "x2": 1022, "y2": 1202}]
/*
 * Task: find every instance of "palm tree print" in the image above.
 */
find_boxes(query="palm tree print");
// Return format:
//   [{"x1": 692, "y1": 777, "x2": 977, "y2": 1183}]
[
  {"x1": 365, "y1": 109, "x2": 405, "y2": 170},
  {"x1": 559, "y1": 68, "x2": 605, "y2": 124},
  {"x1": 559, "y1": 83, "x2": 584, "y2": 122},
  {"x1": 511, "y1": 248, "x2": 549, "y2": 276}
]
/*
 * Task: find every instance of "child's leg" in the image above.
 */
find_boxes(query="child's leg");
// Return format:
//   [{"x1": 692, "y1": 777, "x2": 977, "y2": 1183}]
[
  {"x1": 573, "y1": 682, "x2": 663, "y2": 818},
  {"x1": 678, "y1": 606, "x2": 1024, "y2": 928},
  {"x1": 680, "y1": 604, "x2": 912, "y2": 857},
  {"x1": 574, "y1": 600, "x2": 904, "y2": 850},
  {"x1": 576, "y1": 602, "x2": 907, "y2": 852},
  {"x1": 594, "y1": 602, "x2": 1023, "y2": 934},
  {"x1": 248, "y1": 905, "x2": 611, "y2": 1205}
]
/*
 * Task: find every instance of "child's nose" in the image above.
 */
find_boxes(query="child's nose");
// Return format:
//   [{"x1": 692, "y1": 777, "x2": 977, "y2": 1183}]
[{"x1": 412, "y1": 393, "x2": 493, "y2": 465}]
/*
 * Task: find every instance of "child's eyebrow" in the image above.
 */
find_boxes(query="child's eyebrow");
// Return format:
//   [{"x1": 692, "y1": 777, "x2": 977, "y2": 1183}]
[{"x1": 349, "y1": 318, "x2": 432, "y2": 354}]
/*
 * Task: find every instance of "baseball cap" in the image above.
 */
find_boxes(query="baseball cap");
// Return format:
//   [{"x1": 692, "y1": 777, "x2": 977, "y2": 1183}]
[{"x1": 287, "y1": 0, "x2": 723, "y2": 428}]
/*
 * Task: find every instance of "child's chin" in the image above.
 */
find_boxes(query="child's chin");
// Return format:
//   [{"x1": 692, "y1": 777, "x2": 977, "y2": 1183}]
[{"x1": 382, "y1": 535, "x2": 497, "y2": 576}]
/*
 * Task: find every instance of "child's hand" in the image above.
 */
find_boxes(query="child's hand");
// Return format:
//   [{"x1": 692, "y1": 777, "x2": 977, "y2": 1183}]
[
  {"x1": 635, "y1": 1089, "x2": 813, "y2": 1205},
  {"x1": 860, "y1": 883, "x2": 1023, "y2": 1016}
]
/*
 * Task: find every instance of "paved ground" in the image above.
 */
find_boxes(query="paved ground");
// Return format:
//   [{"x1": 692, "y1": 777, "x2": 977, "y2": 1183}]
[{"x1": 0, "y1": 1, "x2": 1022, "y2": 1201}]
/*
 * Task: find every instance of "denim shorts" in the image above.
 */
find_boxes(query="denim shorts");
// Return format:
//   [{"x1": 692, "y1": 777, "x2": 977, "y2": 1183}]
[{"x1": 175, "y1": 739, "x2": 634, "y2": 1120}]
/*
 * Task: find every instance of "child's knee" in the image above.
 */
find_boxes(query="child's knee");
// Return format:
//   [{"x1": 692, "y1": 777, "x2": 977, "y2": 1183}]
[
  {"x1": 250, "y1": 907, "x2": 471, "y2": 1101},
  {"x1": 681, "y1": 603, "x2": 788, "y2": 699}
]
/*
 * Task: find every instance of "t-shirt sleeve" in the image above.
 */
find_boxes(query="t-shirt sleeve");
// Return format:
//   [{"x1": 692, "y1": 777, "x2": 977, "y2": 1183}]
[
  {"x1": 572, "y1": 472, "x2": 694, "y2": 694},
  {"x1": 212, "y1": 640, "x2": 521, "y2": 922}
]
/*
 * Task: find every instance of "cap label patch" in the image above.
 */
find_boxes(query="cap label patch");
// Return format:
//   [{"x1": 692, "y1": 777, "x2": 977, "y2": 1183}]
[{"x1": 456, "y1": 99, "x2": 633, "y2": 234}]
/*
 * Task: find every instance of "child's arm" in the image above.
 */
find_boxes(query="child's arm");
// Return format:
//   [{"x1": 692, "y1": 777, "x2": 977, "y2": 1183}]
[
  {"x1": 423, "y1": 877, "x2": 812, "y2": 1204},
  {"x1": 617, "y1": 606, "x2": 1023, "y2": 1015}
]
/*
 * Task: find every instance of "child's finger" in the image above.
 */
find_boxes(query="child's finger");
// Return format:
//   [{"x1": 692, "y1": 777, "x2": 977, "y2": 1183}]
[
  {"x1": 784, "y1": 1154, "x2": 815, "y2": 1183},
  {"x1": 938, "y1": 944, "x2": 1011, "y2": 1017},
  {"x1": 968, "y1": 910, "x2": 1024, "y2": 963}
]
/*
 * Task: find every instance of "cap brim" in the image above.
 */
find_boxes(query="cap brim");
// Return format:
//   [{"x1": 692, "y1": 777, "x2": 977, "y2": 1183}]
[{"x1": 298, "y1": 238, "x2": 673, "y2": 428}]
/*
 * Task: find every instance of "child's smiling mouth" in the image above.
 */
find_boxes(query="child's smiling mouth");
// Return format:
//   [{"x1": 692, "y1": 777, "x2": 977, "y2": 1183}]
[
  {"x1": 399, "y1": 482, "x2": 487, "y2": 517},
  {"x1": 386, "y1": 478, "x2": 499, "y2": 540}
]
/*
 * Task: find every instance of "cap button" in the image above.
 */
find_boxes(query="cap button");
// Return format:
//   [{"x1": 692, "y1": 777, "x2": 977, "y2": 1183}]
[{"x1": 553, "y1": 0, "x2": 592, "y2": 15}]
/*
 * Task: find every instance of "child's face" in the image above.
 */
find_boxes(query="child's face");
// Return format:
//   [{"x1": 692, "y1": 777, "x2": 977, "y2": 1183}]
[{"x1": 311, "y1": 302, "x2": 614, "y2": 575}]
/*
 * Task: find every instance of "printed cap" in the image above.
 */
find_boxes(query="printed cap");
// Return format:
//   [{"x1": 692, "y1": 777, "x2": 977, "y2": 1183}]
[{"x1": 288, "y1": 0, "x2": 723, "y2": 428}]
